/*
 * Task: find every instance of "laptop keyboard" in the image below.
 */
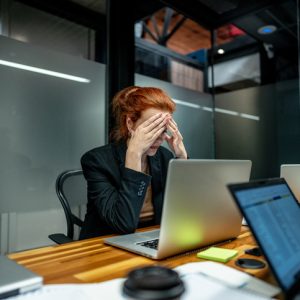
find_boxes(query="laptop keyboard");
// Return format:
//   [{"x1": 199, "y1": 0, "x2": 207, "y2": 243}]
[{"x1": 137, "y1": 239, "x2": 159, "y2": 250}]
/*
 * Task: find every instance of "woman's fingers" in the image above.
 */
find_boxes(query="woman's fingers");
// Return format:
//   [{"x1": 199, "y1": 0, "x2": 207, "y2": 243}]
[
  {"x1": 168, "y1": 119, "x2": 183, "y2": 140},
  {"x1": 163, "y1": 118, "x2": 187, "y2": 159},
  {"x1": 131, "y1": 114, "x2": 168, "y2": 149},
  {"x1": 142, "y1": 113, "x2": 165, "y2": 132},
  {"x1": 147, "y1": 121, "x2": 168, "y2": 144},
  {"x1": 167, "y1": 123, "x2": 179, "y2": 140},
  {"x1": 144, "y1": 113, "x2": 172, "y2": 133}
]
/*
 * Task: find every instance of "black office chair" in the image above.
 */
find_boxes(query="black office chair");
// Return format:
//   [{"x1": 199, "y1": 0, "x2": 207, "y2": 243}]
[{"x1": 48, "y1": 169, "x2": 86, "y2": 244}]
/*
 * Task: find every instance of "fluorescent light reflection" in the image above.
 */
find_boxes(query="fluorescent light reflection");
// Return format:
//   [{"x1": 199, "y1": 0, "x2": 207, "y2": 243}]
[
  {"x1": 240, "y1": 113, "x2": 260, "y2": 121},
  {"x1": 215, "y1": 107, "x2": 260, "y2": 121},
  {"x1": 0, "y1": 59, "x2": 90, "y2": 83},
  {"x1": 202, "y1": 106, "x2": 213, "y2": 112},
  {"x1": 173, "y1": 98, "x2": 201, "y2": 109},
  {"x1": 169, "y1": 98, "x2": 260, "y2": 121},
  {"x1": 215, "y1": 108, "x2": 238, "y2": 116}
]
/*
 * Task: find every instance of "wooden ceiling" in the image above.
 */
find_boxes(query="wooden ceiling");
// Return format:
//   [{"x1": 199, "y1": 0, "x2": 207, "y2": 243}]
[{"x1": 143, "y1": 9, "x2": 239, "y2": 55}]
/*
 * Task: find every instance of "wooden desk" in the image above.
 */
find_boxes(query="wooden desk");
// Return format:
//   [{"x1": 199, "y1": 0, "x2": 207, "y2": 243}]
[{"x1": 8, "y1": 226, "x2": 270, "y2": 285}]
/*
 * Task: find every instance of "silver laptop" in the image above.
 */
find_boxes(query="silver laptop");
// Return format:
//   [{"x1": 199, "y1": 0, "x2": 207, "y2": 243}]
[
  {"x1": 280, "y1": 164, "x2": 300, "y2": 202},
  {"x1": 0, "y1": 256, "x2": 42, "y2": 299},
  {"x1": 104, "y1": 159, "x2": 252, "y2": 259}
]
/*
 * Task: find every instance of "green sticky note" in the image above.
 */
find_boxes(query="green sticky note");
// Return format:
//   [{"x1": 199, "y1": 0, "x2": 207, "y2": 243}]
[{"x1": 197, "y1": 247, "x2": 238, "y2": 263}]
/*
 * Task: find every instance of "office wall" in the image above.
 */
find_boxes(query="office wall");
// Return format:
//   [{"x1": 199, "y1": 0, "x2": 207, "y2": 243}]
[
  {"x1": 215, "y1": 80, "x2": 300, "y2": 179},
  {"x1": 275, "y1": 80, "x2": 300, "y2": 166},
  {"x1": 215, "y1": 85, "x2": 276, "y2": 179},
  {"x1": 0, "y1": 36, "x2": 106, "y2": 253}
]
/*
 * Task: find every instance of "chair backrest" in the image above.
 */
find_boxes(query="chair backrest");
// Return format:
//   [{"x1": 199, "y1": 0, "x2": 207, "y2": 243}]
[{"x1": 56, "y1": 169, "x2": 86, "y2": 239}]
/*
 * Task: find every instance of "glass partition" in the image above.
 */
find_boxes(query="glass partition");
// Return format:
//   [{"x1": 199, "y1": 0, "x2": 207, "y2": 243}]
[
  {"x1": 214, "y1": 0, "x2": 299, "y2": 178},
  {"x1": 0, "y1": 36, "x2": 106, "y2": 213},
  {"x1": 135, "y1": 0, "x2": 299, "y2": 179}
]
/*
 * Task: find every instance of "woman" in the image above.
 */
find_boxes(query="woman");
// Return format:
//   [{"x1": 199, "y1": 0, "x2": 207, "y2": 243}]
[{"x1": 79, "y1": 86, "x2": 187, "y2": 239}]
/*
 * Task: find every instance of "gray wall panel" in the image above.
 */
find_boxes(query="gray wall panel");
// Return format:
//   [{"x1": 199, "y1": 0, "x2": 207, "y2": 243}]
[
  {"x1": 276, "y1": 80, "x2": 300, "y2": 166},
  {"x1": 10, "y1": 1, "x2": 94, "y2": 59},
  {"x1": 215, "y1": 80, "x2": 300, "y2": 179},
  {"x1": 0, "y1": 36, "x2": 105, "y2": 213},
  {"x1": 215, "y1": 85, "x2": 277, "y2": 179}
]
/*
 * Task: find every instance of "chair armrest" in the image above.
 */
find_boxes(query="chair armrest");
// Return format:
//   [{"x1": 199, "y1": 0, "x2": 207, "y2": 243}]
[{"x1": 48, "y1": 233, "x2": 74, "y2": 244}]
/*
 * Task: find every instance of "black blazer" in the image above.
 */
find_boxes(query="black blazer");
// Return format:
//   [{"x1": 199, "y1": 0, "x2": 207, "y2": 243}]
[{"x1": 79, "y1": 142, "x2": 174, "y2": 239}]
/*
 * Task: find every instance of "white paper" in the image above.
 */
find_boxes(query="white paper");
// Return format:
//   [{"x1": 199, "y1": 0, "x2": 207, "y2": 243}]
[
  {"x1": 176, "y1": 261, "x2": 249, "y2": 287},
  {"x1": 8, "y1": 276, "x2": 269, "y2": 300},
  {"x1": 8, "y1": 262, "x2": 280, "y2": 300},
  {"x1": 181, "y1": 273, "x2": 269, "y2": 300},
  {"x1": 8, "y1": 279, "x2": 125, "y2": 300},
  {"x1": 175, "y1": 262, "x2": 280, "y2": 297}
]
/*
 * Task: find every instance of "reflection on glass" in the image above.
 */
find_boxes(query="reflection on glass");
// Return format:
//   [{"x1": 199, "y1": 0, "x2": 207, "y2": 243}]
[
  {"x1": 135, "y1": 1, "x2": 299, "y2": 179},
  {"x1": 0, "y1": 59, "x2": 91, "y2": 83}
]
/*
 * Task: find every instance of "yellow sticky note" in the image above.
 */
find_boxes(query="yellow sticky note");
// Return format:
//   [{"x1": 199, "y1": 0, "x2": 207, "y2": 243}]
[{"x1": 197, "y1": 247, "x2": 238, "y2": 263}]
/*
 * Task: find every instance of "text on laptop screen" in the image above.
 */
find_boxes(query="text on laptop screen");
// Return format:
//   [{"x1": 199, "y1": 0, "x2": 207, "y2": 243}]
[{"x1": 235, "y1": 183, "x2": 300, "y2": 290}]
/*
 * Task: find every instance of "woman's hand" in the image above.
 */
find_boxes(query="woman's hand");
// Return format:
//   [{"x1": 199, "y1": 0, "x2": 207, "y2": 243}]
[
  {"x1": 125, "y1": 113, "x2": 169, "y2": 171},
  {"x1": 128, "y1": 113, "x2": 169, "y2": 155},
  {"x1": 164, "y1": 118, "x2": 187, "y2": 159}
]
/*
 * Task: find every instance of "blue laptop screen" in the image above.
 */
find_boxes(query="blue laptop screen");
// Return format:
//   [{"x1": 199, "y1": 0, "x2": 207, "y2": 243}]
[{"x1": 235, "y1": 183, "x2": 300, "y2": 290}]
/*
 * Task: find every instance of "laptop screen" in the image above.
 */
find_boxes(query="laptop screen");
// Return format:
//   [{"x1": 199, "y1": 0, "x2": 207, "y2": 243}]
[{"x1": 229, "y1": 179, "x2": 300, "y2": 292}]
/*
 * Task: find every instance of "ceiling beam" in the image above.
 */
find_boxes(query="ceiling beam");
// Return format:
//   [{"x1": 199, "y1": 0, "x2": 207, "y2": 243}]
[
  {"x1": 159, "y1": 0, "x2": 288, "y2": 29},
  {"x1": 159, "y1": 0, "x2": 215, "y2": 29},
  {"x1": 212, "y1": 0, "x2": 289, "y2": 28},
  {"x1": 133, "y1": 0, "x2": 164, "y2": 21}
]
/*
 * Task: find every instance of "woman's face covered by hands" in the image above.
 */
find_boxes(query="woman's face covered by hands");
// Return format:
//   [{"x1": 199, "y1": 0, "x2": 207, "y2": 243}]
[{"x1": 127, "y1": 107, "x2": 187, "y2": 159}]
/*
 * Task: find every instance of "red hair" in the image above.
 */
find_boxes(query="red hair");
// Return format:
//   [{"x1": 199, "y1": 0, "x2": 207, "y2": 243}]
[{"x1": 111, "y1": 86, "x2": 176, "y2": 142}]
